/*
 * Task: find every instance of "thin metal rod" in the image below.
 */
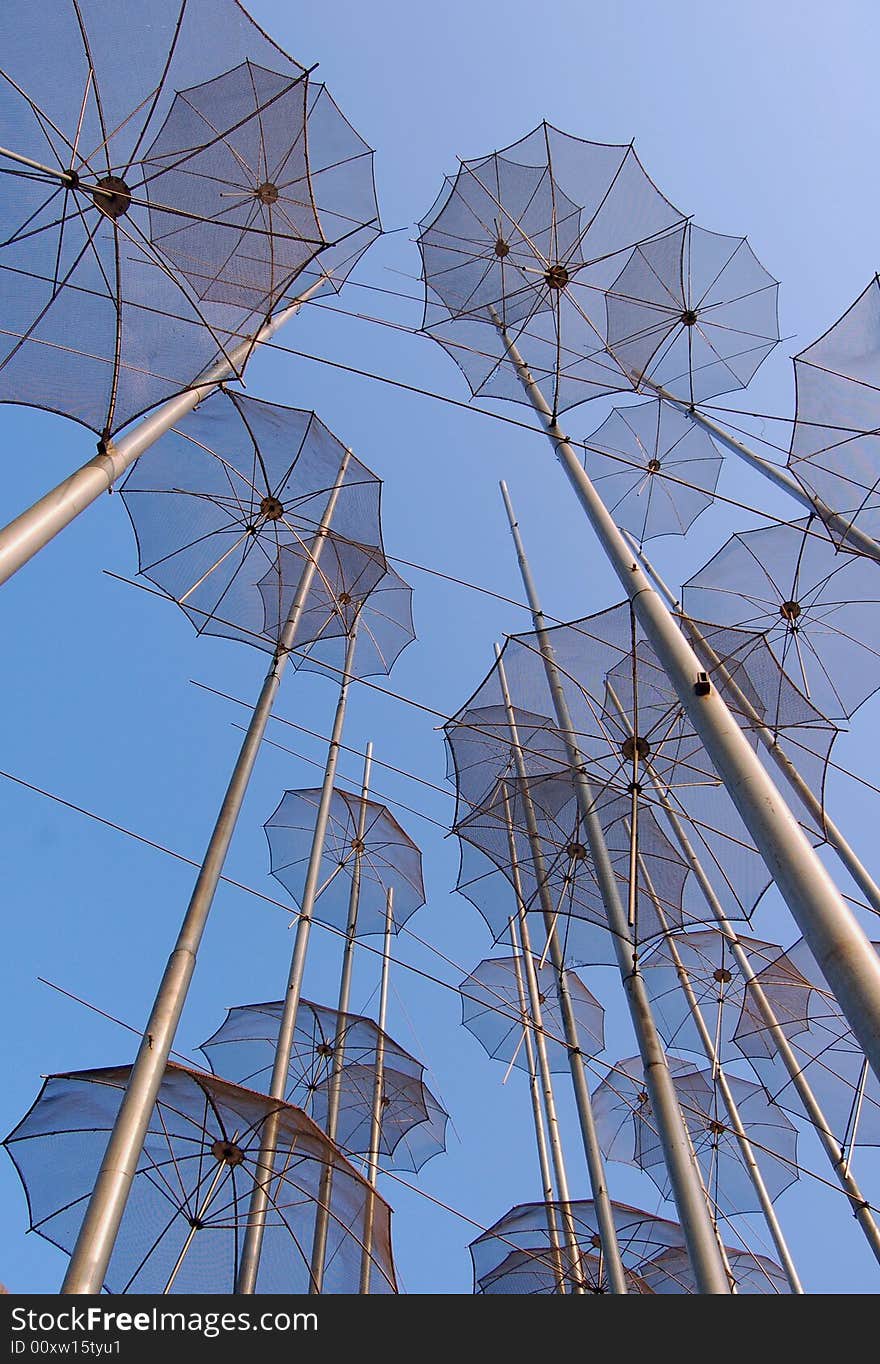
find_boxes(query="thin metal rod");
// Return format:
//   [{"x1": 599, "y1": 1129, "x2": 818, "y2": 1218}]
[
  {"x1": 606, "y1": 684, "x2": 804, "y2": 1293},
  {"x1": 359, "y1": 886, "x2": 393, "y2": 1294},
  {"x1": 498, "y1": 483, "x2": 731, "y2": 1294},
  {"x1": 501, "y1": 785, "x2": 585, "y2": 1293},
  {"x1": 498, "y1": 323, "x2": 880, "y2": 1091},
  {"x1": 309, "y1": 741, "x2": 374, "y2": 1291},
  {"x1": 628, "y1": 536, "x2": 880, "y2": 919},
  {"x1": 162, "y1": 1135, "x2": 238, "y2": 1294},
  {"x1": 60, "y1": 454, "x2": 351, "y2": 1296},
  {"x1": 645, "y1": 382, "x2": 880, "y2": 564},
  {"x1": 0, "y1": 275, "x2": 328, "y2": 587},
  {"x1": 236, "y1": 618, "x2": 361, "y2": 1294},
  {"x1": 0, "y1": 145, "x2": 76, "y2": 179},
  {"x1": 494, "y1": 647, "x2": 630, "y2": 1295}
]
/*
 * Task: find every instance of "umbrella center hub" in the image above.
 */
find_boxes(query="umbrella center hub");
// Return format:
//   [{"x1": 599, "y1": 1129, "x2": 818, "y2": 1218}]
[
  {"x1": 260, "y1": 495, "x2": 284, "y2": 521},
  {"x1": 338, "y1": 591, "x2": 353, "y2": 605},
  {"x1": 91, "y1": 175, "x2": 132, "y2": 220},
  {"x1": 255, "y1": 181, "x2": 280, "y2": 205},
  {"x1": 211, "y1": 1138, "x2": 245, "y2": 1167},
  {"x1": 621, "y1": 735, "x2": 651, "y2": 762},
  {"x1": 380, "y1": 1094, "x2": 391, "y2": 1107},
  {"x1": 708, "y1": 1119, "x2": 726, "y2": 1135},
  {"x1": 494, "y1": 237, "x2": 510, "y2": 258},
  {"x1": 637, "y1": 1090, "x2": 649, "y2": 1107},
  {"x1": 713, "y1": 967, "x2": 732, "y2": 984},
  {"x1": 590, "y1": 1234, "x2": 602, "y2": 1249},
  {"x1": 565, "y1": 841, "x2": 588, "y2": 861},
  {"x1": 316, "y1": 1042, "x2": 335, "y2": 1058},
  {"x1": 780, "y1": 599, "x2": 801, "y2": 621},
  {"x1": 681, "y1": 308, "x2": 699, "y2": 326},
  {"x1": 544, "y1": 263, "x2": 569, "y2": 290},
  {"x1": 351, "y1": 837, "x2": 366, "y2": 853},
  {"x1": 647, "y1": 458, "x2": 661, "y2": 473}
]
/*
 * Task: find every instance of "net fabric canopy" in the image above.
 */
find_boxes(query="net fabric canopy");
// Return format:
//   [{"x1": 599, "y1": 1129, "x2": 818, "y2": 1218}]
[
  {"x1": 0, "y1": 0, "x2": 322, "y2": 437},
  {"x1": 120, "y1": 391, "x2": 385, "y2": 653},
  {"x1": 469, "y1": 1199, "x2": 688, "y2": 1295},
  {"x1": 733, "y1": 937, "x2": 880, "y2": 1146},
  {"x1": 260, "y1": 558, "x2": 416, "y2": 679},
  {"x1": 582, "y1": 399, "x2": 722, "y2": 544},
  {"x1": 3, "y1": 1063, "x2": 396, "y2": 1294},
  {"x1": 200, "y1": 999, "x2": 448, "y2": 1172},
  {"x1": 640, "y1": 1245, "x2": 790, "y2": 1295},
  {"x1": 264, "y1": 787, "x2": 425, "y2": 934},
  {"x1": 477, "y1": 1245, "x2": 653, "y2": 1295},
  {"x1": 605, "y1": 222, "x2": 780, "y2": 404},
  {"x1": 787, "y1": 277, "x2": 880, "y2": 548},
  {"x1": 591, "y1": 1054, "x2": 799, "y2": 1216},
  {"x1": 459, "y1": 955, "x2": 605, "y2": 1073},
  {"x1": 682, "y1": 516, "x2": 880, "y2": 720},
  {"x1": 417, "y1": 122, "x2": 686, "y2": 418}
]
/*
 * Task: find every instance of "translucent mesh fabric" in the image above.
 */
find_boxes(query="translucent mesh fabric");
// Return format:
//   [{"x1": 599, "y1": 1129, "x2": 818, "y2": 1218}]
[
  {"x1": 591, "y1": 1055, "x2": 799, "y2": 1216},
  {"x1": 264, "y1": 787, "x2": 425, "y2": 933},
  {"x1": 640, "y1": 1246, "x2": 790, "y2": 1295},
  {"x1": 683, "y1": 516, "x2": 880, "y2": 720},
  {"x1": 261, "y1": 559, "x2": 415, "y2": 679},
  {"x1": 0, "y1": 1, "x2": 315, "y2": 437},
  {"x1": 3, "y1": 1063, "x2": 396, "y2": 1294},
  {"x1": 605, "y1": 223, "x2": 780, "y2": 404},
  {"x1": 469, "y1": 1198, "x2": 688, "y2": 1291},
  {"x1": 121, "y1": 392, "x2": 384, "y2": 652},
  {"x1": 308, "y1": 1065, "x2": 447, "y2": 1173},
  {"x1": 733, "y1": 937, "x2": 880, "y2": 1145},
  {"x1": 478, "y1": 1246, "x2": 653, "y2": 1295},
  {"x1": 417, "y1": 122, "x2": 685, "y2": 417},
  {"x1": 459, "y1": 956, "x2": 604, "y2": 1073},
  {"x1": 788, "y1": 277, "x2": 880, "y2": 547},
  {"x1": 445, "y1": 703, "x2": 571, "y2": 819},
  {"x1": 143, "y1": 62, "x2": 323, "y2": 312},
  {"x1": 582, "y1": 399, "x2": 722, "y2": 543}
]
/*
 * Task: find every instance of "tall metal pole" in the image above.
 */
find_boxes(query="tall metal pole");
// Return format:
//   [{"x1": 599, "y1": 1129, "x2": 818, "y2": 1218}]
[
  {"x1": 60, "y1": 452, "x2": 351, "y2": 1296},
  {"x1": 359, "y1": 886, "x2": 394, "y2": 1295},
  {"x1": 236, "y1": 617, "x2": 361, "y2": 1294},
  {"x1": 494, "y1": 649, "x2": 634, "y2": 1296},
  {"x1": 0, "y1": 276, "x2": 328, "y2": 587},
  {"x1": 627, "y1": 537, "x2": 880, "y2": 918},
  {"x1": 498, "y1": 482, "x2": 731, "y2": 1293},
  {"x1": 497, "y1": 322, "x2": 880, "y2": 1086},
  {"x1": 309, "y1": 741, "x2": 373, "y2": 1291}
]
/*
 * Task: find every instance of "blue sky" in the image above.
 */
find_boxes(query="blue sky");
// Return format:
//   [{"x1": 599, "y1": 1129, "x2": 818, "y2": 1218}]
[{"x1": 2, "y1": 0, "x2": 880, "y2": 1293}]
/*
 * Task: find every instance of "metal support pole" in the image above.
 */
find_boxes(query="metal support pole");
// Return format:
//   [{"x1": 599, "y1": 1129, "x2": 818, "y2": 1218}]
[
  {"x1": 236, "y1": 618, "x2": 361, "y2": 1294},
  {"x1": 0, "y1": 276, "x2": 328, "y2": 587},
  {"x1": 500, "y1": 786, "x2": 585, "y2": 1292},
  {"x1": 497, "y1": 322, "x2": 880, "y2": 1088},
  {"x1": 498, "y1": 484, "x2": 731, "y2": 1293},
  {"x1": 606, "y1": 681, "x2": 803, "y2": 1293},
  {"x1": 309, "y1": 742, "x2": 373, "y2": 1291},
  {"x1": 628, "y1": 537, "x2": 880, "y2": 919},
  {"x1": 359, "y1": 887, "x2": 394, "y2": 1295},
  {"x1": 60, "y1": 453, "x2": 351, "y2": 1295},
  {"x1": 495, "y1": 649, "x2": 630, "y2": 1296}
]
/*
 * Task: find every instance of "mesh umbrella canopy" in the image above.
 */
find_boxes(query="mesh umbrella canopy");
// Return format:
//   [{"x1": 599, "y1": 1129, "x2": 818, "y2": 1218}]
[
  {"x1": 605, "y1": 222, "x2": 780, "y2": 405},
  {"x1": 0, "y1": 1, "x2": 324, "y2": 437},
  {"x1": 469, "y1": 1199, "x2": 689, "y2": 1294},
  {"x1": 3, "y1": 1063, "x2": 396, "y2": 1294},
  {"x1": 120, "y1": 390, "x2": 385, "y2": 652},
  {"x1": 582, "y1": 399, "x2": 722, "y2": 544},
  {"x1": 683, "y1": 516, "x2": 880, "y2": 720},
  {"x1": 459, "y1": 955, "x2": 604, "y2": 1073},
  {"x1": 417, "y1": 122, "x2": 686, "y2": 417},
  {"x1": 640, "y1": 1245, "x2": 790, "y2": 1295},
  {"x1": 787, "y1": 276, "x2": 880, "y2": 548},
  {"x1": 733, "y1": 937, "x2": 880, "y2": 1146},
  {"x1": 477, "y1": 1246, "x2": 653, "y2": 1295},
  {"x1": 264, "y1": 788, "x2": 425, "y2": 934},
  {"x1": 200, "y1": 999, "x2": 448, "y2": 1172},
  {"x1": 592, "y1": 1054, "x2": 799, "y2": 1216},
  {"x1": 260, "y1": 558, "x2": 415, "y2": 679}
]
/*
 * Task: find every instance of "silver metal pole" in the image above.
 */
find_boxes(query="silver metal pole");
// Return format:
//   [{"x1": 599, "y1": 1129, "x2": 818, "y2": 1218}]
[
  {"x1": 359, "y1": 886, "x2": 394, "y2": 1295},
  {"x1": 498, "y1": 485, "x2": 731, "y2": 1293},
  {"x1": 60, "y1": 453, "x2": 351, "y2": 1296},
  {"x1": 309, "y1": 741, "x2": 373, "y2": 1291},
  {"x1": 627, "y1": 536, "x2": 880, "y2": 919},
  {"x1": 606, "y1": 681, "x2": 803, "y2": 1293},
  {"x1": 497, "y1": 323, "x2": 880, "y2": 1087},
  {"x1": 495, "y1": 648, "x2": 632, "y2": 1296},
  {"x1": 0, "y1": 276, "x2": 328, "y2": 587},
  {"x1": 236, "y1": 617, "x2": 361, "y2": 1294},
  {"x1": 643, "y1": 381, "x2": 880, "y2": 564}
]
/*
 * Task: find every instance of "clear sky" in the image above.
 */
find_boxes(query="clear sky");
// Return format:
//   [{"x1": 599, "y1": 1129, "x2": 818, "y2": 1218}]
[{"x1": 1, "y1": 0, "x2": 880, "y2": 1294}]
